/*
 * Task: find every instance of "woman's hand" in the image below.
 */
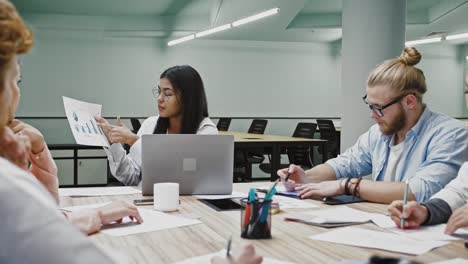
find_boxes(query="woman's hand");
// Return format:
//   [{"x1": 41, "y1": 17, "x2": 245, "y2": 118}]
[
  {"x1": 96, "y1": 116, "x2": 138, "y2": 145},
  {"x1": 97, "y1": 201, "x2": 144, "y2": 225},
  {"x1": 9, "y1": 119, "x2": 46, "y2": 155},
  {"x1": 446, "y1": 203, "x2": 468, "y2": 234},
  {"x1": 0, "y1": 127, "x2": 30, "y2": 169}
]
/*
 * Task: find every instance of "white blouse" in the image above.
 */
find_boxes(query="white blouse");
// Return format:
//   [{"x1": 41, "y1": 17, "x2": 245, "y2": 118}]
[
  {"x1": 0, "y1": 158, "x2": 118, "y2": 264},
  {"x1": 104, "y1": 116, "x2": 218, "y2": 186}
]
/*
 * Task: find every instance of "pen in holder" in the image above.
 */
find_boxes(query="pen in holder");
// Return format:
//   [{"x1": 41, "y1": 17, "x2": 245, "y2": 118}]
[{"x1": 240, "y1": 198, "x2": 272, "y2": 239}]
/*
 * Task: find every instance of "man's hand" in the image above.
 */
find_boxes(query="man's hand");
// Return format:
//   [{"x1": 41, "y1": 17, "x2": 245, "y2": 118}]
[
  {"x1": 387, "y1": 200, "x2": 428, "y2": 229},
  {"x1": 277, "y1": 164, "x2": 306, "y2": 191},
  {"x1": 211, "y1": 244, "x2": 263, "y2": 264},
  {"x1": 294, "y1": 180, "x2": 345, "y2": 199}
]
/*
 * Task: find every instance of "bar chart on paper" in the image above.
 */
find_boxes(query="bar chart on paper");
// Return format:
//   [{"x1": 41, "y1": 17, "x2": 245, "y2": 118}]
[{"x1": 63, "y1": 96, "x2": 109, "y2": 147}]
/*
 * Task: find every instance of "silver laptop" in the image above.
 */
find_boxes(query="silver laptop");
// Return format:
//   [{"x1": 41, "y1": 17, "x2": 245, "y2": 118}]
[{"x1": 141, "y1": 134, "x2": 234, "y2": 195}]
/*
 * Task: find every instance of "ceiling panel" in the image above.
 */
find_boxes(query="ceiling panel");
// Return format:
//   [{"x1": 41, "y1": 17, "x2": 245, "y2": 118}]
[
  {"x1": 13, "y1": 0, "x2": 180, "y2": 16},
  {"x1": 10, "y1": 0, "x2": 468, "y2": 44}
]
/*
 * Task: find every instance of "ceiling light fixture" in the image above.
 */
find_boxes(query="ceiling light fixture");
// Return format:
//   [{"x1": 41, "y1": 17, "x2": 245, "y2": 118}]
[
  {"x1": 167, "y1": 34, "x2": 195, "y2": 46},
  {"x1": 446, "y1": 32, "x2": 468, "y2": 41},
  {"x1": 405, "y1": 37, "x2": 442, "y2": 46},
  {"x1": 195, "y1": 23, "x2": 231, "y2": 38},
  {"x1": 232, "y1": 8, "x2": 280, "y2": 27},
  {"x1": 167, "y1": 7, "x2": 280, "y2": 46}
]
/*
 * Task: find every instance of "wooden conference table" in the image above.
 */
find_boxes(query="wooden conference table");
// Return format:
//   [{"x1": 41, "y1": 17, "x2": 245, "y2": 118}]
[
  {"x1": 60, "y1": 183, "x2": 468, "y2": 264},
  {"x1": 220, "y1": 131, "x2": 328, "y2": 181}
]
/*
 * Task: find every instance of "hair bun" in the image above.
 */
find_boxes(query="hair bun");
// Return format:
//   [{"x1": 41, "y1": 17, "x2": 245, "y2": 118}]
[{"x1": 400, "y1": 47, "x2": 421, "y2": 66}]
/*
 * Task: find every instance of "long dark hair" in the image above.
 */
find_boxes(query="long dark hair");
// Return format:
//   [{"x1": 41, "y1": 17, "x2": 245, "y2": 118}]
[{"x1": 153, "y1": 65, "x2": 209, "y2": 134}]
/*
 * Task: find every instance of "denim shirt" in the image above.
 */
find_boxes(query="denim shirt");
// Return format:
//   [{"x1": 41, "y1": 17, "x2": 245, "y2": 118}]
[{"x1": 326, "y1": 106, "x2": 468, "y2": 202}]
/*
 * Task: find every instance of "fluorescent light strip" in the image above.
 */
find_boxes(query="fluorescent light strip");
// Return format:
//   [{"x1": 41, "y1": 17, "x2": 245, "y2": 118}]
[
  {"x1": 405, "y1": 37, "x2": 442, "y2": 46},
  {"x1": 466, "y1": 56, "x2": 468, "y2": 60},
  {"x1": 167, "y1": 7, "x2": 280, "y2": 46},
  {"x1": 167, "y1": 34, "x2": 195, "y2": 46},
  {"x1": 232, "y1": 8, "x2": 280, "y2": 27},
  {"x1": 195, "y1": 23, "x2": 231, "y2": 38},
  {"x1": 446, "y1": 32, "x2": 468, "y2": 40}
]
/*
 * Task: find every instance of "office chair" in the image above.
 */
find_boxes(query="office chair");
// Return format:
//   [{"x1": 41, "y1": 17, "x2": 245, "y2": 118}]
[
  {"x1": 234, "y1": 119, "x2": 269, "y2": 182},
  {"x1": 259, "y1": 122, "x2": 317, "y2": 174},
  {"x1": 316, "y1": 119, "x2": 339, "y2": 160},
  {"x1": 248, "y1": 119, "x2": 268, "y2": 134},
  {"x1": 216, "y1": 118, "x2": 231, "y2": 131}
]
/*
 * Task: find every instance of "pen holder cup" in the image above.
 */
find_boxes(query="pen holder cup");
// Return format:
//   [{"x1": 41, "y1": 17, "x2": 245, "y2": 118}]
[{"x1": 240, "y1": 198, "x2": 272, "y2": 239}]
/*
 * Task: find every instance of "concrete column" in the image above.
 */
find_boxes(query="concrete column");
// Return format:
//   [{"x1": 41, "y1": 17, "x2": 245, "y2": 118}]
[{"x1": 340, "y1": 0, "x2": 406, "y2": 151}]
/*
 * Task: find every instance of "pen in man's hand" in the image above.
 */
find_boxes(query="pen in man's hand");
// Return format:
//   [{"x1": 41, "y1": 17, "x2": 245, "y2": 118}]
[
  {"x1": 226, "y1": 235, "x2": 232, "y2": 257},
  {"x1": 284, "y1": 170, "x2": 291, "y2": 182},
  {"x1": 401, "y1": 179, "x2": 409, "y2": 229}
]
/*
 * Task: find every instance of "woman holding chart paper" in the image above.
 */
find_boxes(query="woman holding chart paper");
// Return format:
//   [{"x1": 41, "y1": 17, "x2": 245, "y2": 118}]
[{"x1": 96, "y1": 65, "x2": 218, "y2": 186}]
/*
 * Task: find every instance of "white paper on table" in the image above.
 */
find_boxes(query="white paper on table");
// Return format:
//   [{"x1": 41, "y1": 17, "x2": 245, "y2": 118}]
[
  {"x1": 61, "y1": 202, "x2": 111, "y2": 211},
  {"x1": 310, "y1": 226, "x2": 449, "y2": 255},
  {"x1": 367, "y1": 212, "x2": 396, "y2": 228},
  {"x1": 59, "y1": 186, "x2": 141, "y2": 197},
  {"x1": 431, "y1": 258, "x2": 468, "y2": 264},
  {"x1": 387, "y1": 224, "x2": 468, "y2": 241},
  {"x1": 174, "y1": 250, "x2": 296, "y2": 264},
  {"x1": 62, "y1": 203, "x2": 202, "y2": 237},
  {"x1": 194, "y1": 191, "x2": 246, "y2": 200},
  {"x1": 101, "y1": 208, "x2": 202, "y2": 236},
  {"x1": 63, "y1": 96, "x2": 109, "y2": 147},
  {"x1": 291, "y1": 206, "x2": 372, "y2": 223}
]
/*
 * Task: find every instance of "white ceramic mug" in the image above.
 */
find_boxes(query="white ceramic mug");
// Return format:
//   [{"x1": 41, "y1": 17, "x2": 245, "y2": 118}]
[{"x1": 153, "y1": 183, "x2": 179, "y2": 211}]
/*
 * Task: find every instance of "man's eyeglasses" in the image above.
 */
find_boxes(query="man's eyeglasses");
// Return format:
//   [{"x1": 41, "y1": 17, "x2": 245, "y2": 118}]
[
  {"x1": 362, "y1": 93, "x2": 409, "y2": 117},
  {"x1": 152, "y1": 87, "x2": 172, "y2": 102}
]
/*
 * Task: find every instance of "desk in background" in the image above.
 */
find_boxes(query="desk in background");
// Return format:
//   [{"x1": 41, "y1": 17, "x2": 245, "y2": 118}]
[
  {"x1": 60, "y1": 182, "x2": 468, "y2": 264},
  {"x1": 221, "y1": 131, "x2": 328, "y2": 181}
]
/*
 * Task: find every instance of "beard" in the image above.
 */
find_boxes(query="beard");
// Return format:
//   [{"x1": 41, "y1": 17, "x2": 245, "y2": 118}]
[{"x1": 378, "y1": 105, "x2": 406, "y2": 135}]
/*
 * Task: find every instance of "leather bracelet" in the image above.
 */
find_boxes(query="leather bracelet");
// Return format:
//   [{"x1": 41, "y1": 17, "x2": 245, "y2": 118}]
[
  {"x1": 353, "y1": 178, "x2": 363, "y2": 197},
  {"x1": 344, "y1": 177, "x2": 352, "y2": 195}
]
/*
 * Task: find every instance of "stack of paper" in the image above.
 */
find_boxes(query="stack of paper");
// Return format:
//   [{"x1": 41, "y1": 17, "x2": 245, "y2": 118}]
[
  {"x1": 253, "y1": 189, "x2": 318, "y2": 209},
  {"x1": 283, "y1": 206, "x2": 394, "y2": 228},
  {"x1": 310, "y1": 227, "x2": 449, "y2": 255},
  {"x1": 257, "y1": 185, "x2": 299, "y2": 198},
  {"x1": 174, "y1": 250, "x2": 295, "y2": 264},
  {"x1": 59, "y1": 186, "x2": 141, "y2": 197}
]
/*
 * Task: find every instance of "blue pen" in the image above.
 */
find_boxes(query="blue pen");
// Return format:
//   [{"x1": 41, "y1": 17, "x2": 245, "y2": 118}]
[{"x1": 401, "y1": 179, "x2": 409, "y2": 229}]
